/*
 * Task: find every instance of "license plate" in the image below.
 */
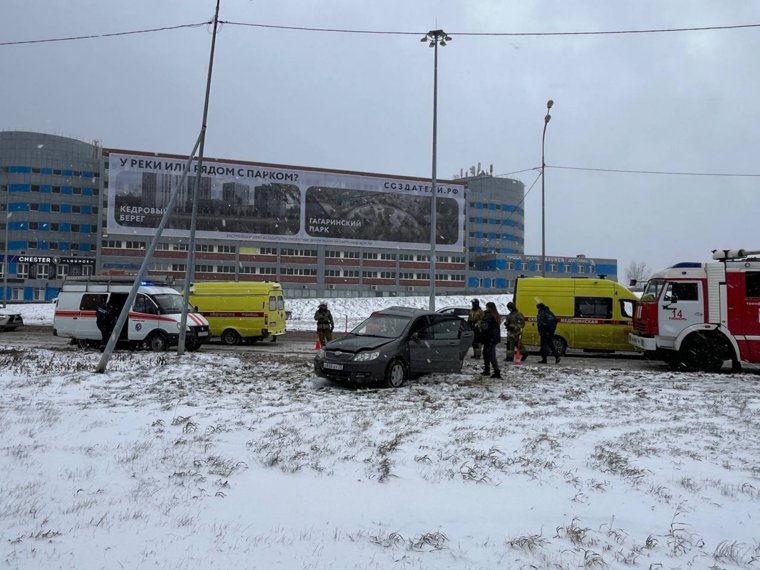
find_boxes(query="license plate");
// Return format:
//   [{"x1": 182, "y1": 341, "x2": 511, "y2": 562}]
[
  {"x1": 197, "y1": 331, "x2": 209, "y2": 337},
  {"x1": 323, "y1": 362, "x2": 343, "y2": 371}
]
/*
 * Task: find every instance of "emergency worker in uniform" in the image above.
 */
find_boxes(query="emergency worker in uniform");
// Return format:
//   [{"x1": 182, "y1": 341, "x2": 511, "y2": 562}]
[
  {"x1": 504, "y1": 301, "x2": 527, "y2": 362},
  {"x1": 467, "y1": 298, "x2": 485, "y2": 359},
  {"x1": 314, "y1": 301, "x2": 334, "y2": 346}
]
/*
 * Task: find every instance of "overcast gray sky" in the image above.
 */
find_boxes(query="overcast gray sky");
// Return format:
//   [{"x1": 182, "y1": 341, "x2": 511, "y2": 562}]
[{"x1": 3, "y1": 0, "x2": 759, "y2": 276}]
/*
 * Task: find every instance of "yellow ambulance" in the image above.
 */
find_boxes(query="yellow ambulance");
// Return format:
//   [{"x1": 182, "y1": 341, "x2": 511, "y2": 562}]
[
  {"x1": 514, "y1": 277, "x2": 639, "y2": 355},
  {"x1": 188, "y1": 281, "x2": 286, "y2": 345}
]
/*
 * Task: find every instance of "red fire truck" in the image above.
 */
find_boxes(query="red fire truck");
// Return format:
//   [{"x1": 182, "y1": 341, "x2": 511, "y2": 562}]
[{"x1": 629, "y1": 249, "x2": 760, "y2": 372}]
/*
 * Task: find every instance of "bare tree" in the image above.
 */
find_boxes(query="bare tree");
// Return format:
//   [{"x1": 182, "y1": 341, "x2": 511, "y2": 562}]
[{"x1": 625, "y1": 260, "x2": 650, "y2": 286}]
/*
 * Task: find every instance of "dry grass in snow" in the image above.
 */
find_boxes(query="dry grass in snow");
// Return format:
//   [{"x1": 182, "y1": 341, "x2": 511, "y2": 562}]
[{"x1": 1, "y1": 346, "x2": 759, "y2": 569}]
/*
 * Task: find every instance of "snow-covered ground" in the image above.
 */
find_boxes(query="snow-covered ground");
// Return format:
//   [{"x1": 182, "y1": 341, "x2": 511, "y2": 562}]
[
  {"x1": 1, "y1": 295, "x2": 512, "y2": 331},
  {"x1": 1, "y1": 297, "x2": 759, "y2": 569}
]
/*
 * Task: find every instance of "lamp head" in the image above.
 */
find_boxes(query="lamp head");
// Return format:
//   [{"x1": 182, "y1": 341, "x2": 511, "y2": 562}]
[{"x1": 547, "y1": 99, "x2": 554, "y2": 110}]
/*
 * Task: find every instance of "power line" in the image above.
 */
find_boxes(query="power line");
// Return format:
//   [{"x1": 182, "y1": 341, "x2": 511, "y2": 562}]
[
  {"x1": 549, "y1": 164, "x2": 760, "y2": 177},
  {"x1": 3, "y1": 19, "x2": 759, "y2": 47},
  {"x1": 495, "y1": 165, "x2": 760, "y2": 178},
  {"x1": 0, "y1": 21, "x2": 211, "y2": 46},
  {"x1": 222, "y1": 20, "x2": 760, "y2": 37}
]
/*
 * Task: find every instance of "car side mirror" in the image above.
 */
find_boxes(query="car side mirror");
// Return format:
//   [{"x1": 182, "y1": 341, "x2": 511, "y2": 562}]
[{"x1": 410, "y1": 332, "x2": 420, "y2": 342}]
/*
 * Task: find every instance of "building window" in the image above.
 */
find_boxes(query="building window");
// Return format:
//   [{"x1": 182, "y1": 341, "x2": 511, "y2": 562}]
[
  {"x1": 16, "y1": 263, "x2": 29, "y2": 278},
  {"x1": 82, "y1": 264, "x2": 93, "y2": 277},
  {"x1": 57, "y1": 264, "x2": 68, "y2": 279},
  {"x1": 36, "y1": 264, "x2": 50, "y2": 279}
]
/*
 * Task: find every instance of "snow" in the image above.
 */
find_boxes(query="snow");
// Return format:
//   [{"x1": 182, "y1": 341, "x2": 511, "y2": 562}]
[
  {"x1": 2, "y1": 294, "x2": 509, "y2": 331},
  {"x1": 1, "y1": 298, "x2": 759, "y2": 569}
]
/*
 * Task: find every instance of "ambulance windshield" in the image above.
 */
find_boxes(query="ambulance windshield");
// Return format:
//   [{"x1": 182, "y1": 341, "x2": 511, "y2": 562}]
[{"x1": 152, "y1": 293, "x2": 189, "y2": 314}]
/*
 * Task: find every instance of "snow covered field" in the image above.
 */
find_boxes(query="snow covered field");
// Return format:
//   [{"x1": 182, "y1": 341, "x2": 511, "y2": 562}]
[{"x1": 1, "y1": 298, "x2": 759, "y2": 569}]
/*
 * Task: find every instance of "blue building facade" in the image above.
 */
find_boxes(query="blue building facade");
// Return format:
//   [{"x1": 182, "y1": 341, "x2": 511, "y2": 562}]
[{"x1": 1, "y1": 132, "x2": 618, "y2": 302}]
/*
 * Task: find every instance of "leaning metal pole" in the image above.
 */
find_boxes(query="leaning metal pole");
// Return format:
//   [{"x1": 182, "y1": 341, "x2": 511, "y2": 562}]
[
  {"x1": 95, "y1": 137, "x2": 202, "y2": 373},
  {"x1": 178, "y1": 0, "x2": 221, "y2": 355}
]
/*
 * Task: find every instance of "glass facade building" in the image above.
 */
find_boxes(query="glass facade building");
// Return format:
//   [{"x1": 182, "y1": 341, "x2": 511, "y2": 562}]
[{"x1": 1, "y1": 131, "x2": 617, "y2": 302}]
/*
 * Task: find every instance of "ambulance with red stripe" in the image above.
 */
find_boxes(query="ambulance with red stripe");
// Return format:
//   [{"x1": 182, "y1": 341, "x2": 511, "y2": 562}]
[
  {"x1": 54, "y1": 277, "x2": 210, "y2": 351},
  {"x1": 188, "y1": 281, "x2": 286, "y2": 345},
  {"x1": 514, "y1": 276, "x2": 639, "y2": 355},
  {"x1": 629, "y1": 248, "x2": 760, "y2": 372}
]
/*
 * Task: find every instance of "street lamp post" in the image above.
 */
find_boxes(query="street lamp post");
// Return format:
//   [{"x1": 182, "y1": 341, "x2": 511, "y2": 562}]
[
  {"x1": 421, "y1": 29, "x2": 450, "y2": 311},
  {"x1": 540, "y1": 99, "x2": 554, "y2": 278}
]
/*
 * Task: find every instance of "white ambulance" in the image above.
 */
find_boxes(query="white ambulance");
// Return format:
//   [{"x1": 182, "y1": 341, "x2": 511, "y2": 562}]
[{"x1": 54, "y1": 277, "x2": 210, "y2": 351}]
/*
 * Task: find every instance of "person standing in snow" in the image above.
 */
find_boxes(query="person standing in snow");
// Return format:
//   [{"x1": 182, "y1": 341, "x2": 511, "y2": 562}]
[
  {"x1": 96, "y1": 301, "x2": 118, "y2": 351},
  {"x1": 504, "y1": 301, "x2": 526, "y2": 362},
  {"x1": 314, "y1": 301, "x2": 334, "y2": 346},
  {"x1": 467, "y1": 298, "x2": 485, "y2": 359},
  {"x1": 481, "y1": 301, "x2": 502, "y2": 379},
  {"x1": 537, "y1": 303, "x2": 560, "y2": 364}
]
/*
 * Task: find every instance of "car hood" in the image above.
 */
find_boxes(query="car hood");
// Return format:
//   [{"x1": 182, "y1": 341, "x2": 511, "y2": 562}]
[{"x1": 324, "y1": 334, "x2": 395, "y2": 353}]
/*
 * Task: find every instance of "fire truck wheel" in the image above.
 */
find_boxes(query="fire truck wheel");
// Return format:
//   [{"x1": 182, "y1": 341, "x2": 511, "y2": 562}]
[{"x1": 679, "y1": 333, "x2": 723, "y2": 372}]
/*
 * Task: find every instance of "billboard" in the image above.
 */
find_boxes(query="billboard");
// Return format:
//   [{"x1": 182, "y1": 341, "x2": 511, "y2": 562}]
[{"x1": 107, "y1": 152, "x2": 465, "y2": 251}]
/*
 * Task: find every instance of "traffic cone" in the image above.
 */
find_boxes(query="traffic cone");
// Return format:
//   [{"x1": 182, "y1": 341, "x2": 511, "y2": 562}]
[
  {"x1": 315, "y1": 337, "x2": 321, "y2": 350},
  {"x1": 514, "y1": 347, "x2": 522, "y2": 367}
]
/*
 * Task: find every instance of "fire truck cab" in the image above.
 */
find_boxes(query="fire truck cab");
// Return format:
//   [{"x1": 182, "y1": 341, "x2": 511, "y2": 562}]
[{"x1": 629, "y1": 248, "x2": 760, "y2": 372}]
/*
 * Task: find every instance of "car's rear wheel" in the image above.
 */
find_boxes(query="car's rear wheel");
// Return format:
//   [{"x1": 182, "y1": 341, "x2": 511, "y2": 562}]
[
  {"x1": 553, "y1": 335, "x2": 568, "y2": 356},
  {"x1": 384, "y1": 360, "x2": 406, "y2": 388},
  {"x1": 221, "y1": 329, "x2": 242, "y2": 346}
]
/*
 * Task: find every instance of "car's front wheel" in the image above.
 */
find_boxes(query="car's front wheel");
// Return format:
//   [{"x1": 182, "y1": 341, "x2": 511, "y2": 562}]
[{"x1": 384, "y1": 360, "x2": 406, "y2": 388}]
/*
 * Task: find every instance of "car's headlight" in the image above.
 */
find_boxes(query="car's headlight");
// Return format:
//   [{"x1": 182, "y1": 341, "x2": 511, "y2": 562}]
[
  {"x1": 317, "y1": 348, "x2": 325, "y2": 358},
  {"x1": 354, "y1": 351, "x2": 380, "y2": 362}
]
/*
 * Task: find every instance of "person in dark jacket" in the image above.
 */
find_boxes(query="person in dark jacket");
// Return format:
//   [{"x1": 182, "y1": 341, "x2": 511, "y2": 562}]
[
  {"x1": 480, "y1": 301, "x2": 502, "y2": 378},
  {"x1": 536, "y1": 302, "x2": 560, "y2": 364},
  {"x1": 96, "y1": 302, "x2": 118, "y2": 350},
  {"x1": 314, "y1": 301, "x2": 334, "y2": 346}
]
